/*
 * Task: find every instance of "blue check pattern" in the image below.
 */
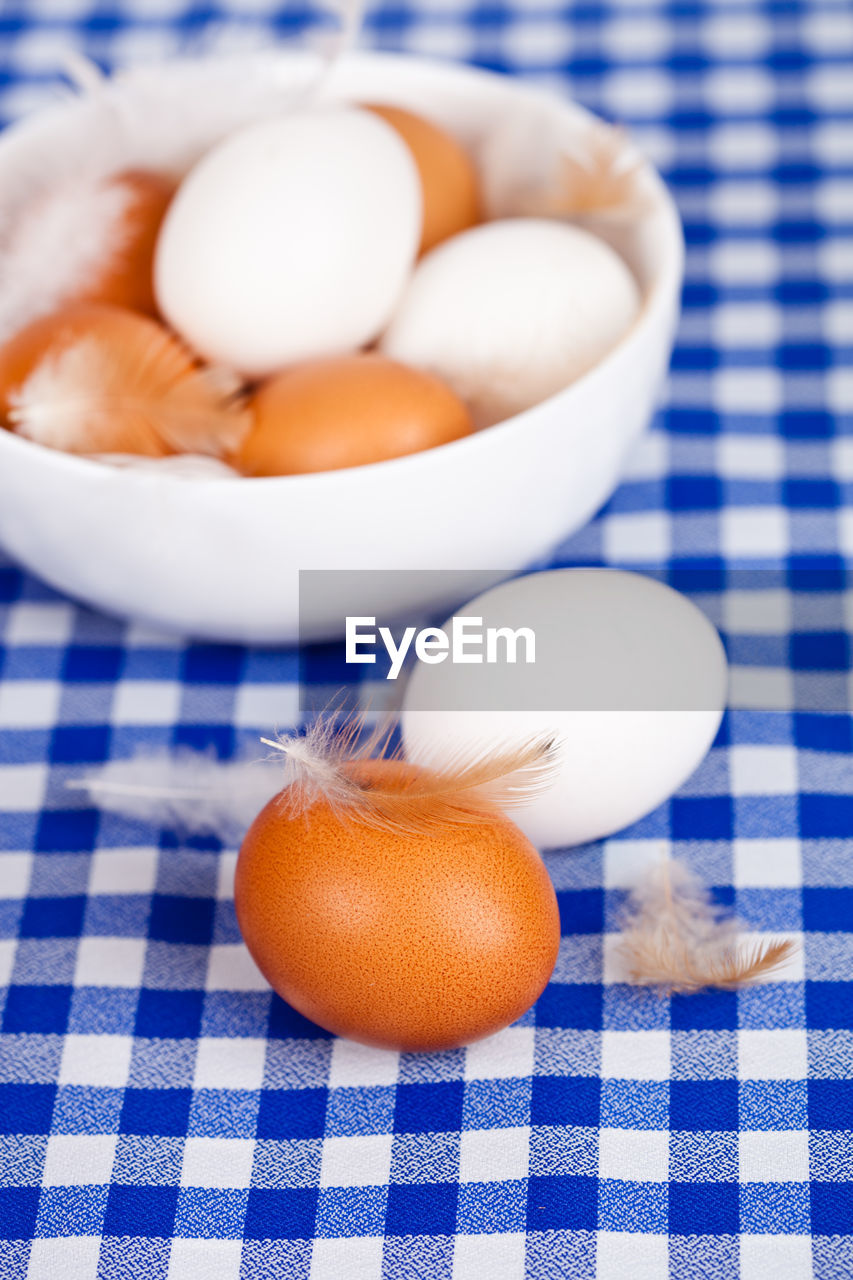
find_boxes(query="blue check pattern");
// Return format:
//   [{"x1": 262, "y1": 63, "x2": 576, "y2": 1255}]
[{"x1": 1, "y1": 2, "x2": 852, "y2": 1278}]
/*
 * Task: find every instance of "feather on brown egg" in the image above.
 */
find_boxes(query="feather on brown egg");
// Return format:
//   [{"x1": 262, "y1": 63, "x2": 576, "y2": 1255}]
[{"x1": 0, "y1": 302, "x2": 249, "y2": 458}]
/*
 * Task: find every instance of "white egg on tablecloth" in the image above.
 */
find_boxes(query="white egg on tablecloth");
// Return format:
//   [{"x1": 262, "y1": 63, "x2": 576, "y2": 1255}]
[
  {"x1": 381, "y1": 218, "x2": 641, "y2": 426},
  {"x1": 401, "y1": 569, "x2": 728, "y2": 849},
  {"x1": 155, "y1": 107, "x2": 422, "y2": 377}
]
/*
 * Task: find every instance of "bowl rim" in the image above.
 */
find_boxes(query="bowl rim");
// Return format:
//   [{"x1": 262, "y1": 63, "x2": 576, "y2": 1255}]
[{"x1": 0, "y1": 47, "x2": 684, "y2": 492}]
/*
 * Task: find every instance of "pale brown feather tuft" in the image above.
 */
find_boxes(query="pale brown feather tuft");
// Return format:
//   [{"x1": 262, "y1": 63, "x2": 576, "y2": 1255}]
[
  {"x1": 9, "y1": 327, "x2": 249, "y2": 457},
  {"x1": 492, "y1": 118, "x2": 655, "y2": 225},
  {"x1": 617, "y1": 858, "x2": 798, "y2": 994}
]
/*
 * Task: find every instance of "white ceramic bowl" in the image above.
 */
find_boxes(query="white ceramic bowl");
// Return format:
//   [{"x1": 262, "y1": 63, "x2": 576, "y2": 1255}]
[{"x1": 0, "y1": 51, "x2": 683, "y2": 644}]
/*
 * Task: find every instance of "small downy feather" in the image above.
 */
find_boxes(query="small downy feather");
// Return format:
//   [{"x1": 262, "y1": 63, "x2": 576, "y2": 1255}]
[
  {"x1": 69, "y1": 750, "x2": 284, "y2": 843},
  {"x1": 8, "y1": 324, "x2": 250, "y2": 458},
  {"x1": 261, "y1": 717, "x2": 560, "y2": 834},
  {"x1": 531, "y1": 122, "x2": 653, "y2": 223},
  {"x1": 617, "y1": 858, "x2": 797, "y2": 994},
  {"x1": 482, "y1": 114, "x2": 653, "y2": 225},
  {"x1": 0, "y1": 176, "x2": 139, "y2": 344}
]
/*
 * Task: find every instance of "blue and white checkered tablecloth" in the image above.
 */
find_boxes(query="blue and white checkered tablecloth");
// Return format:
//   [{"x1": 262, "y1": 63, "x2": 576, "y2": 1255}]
[{"x1": 1, "y1": 2, "x2": 852, "y2": 1278}]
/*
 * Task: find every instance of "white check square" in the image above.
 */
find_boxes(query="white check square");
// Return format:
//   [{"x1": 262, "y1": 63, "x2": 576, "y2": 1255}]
[
  {"x1": 596, "y1": 1231, "x2": 668, "y2": 1280},
  {"x1": 310, "y1": 1237, "x2": 384, "y2": 1280},
  {"x1": 603, "y1": 512, "x2": 670, "y2": 563},
  {"x1": 27, "y1": 1237, "x2": 100, "y2": 1280},
  {"x1": 465, "y1": 1027, "x2": 534, "y2": 1081},
  {"x1": 606, "y1": 69, "x2": 673, "y2": 119},
  {"x1": 601, "y1": 1031, "x2": 670, "y2": 1081},
  {"x1": 320, "y1": 1134, "x2": 393, "y2": 1188},
  {"x1": 602, "y1": 932, "x2": 636, "y2": 985},
  {"x1": 206, "y1": 944, "x2": 268, "y2": 991},
  {"x1": 459, "y1": 1126, "x2": 529, "y2": 1183},
  {"x1": 728, "y1": 666, "x2": 793, "y2": 712},
  {"x1": 233, "y1": 683, "x2": 300, "y2": 729},
  {"x1": 88, "y1": 847, "x2": 159, "y2": 896},
  {"x1": 740, "y1": 1234, "x2": 812, "y2": 1280},
  {"x1": 831, "y1": 435, "x2": 853, "y2": 481},
  {"x1": 711, "y1": 240, "x2": 779, "y2": 287},
  {"x1": 714, "y1": 367, "x2": 782, "y2": 414},
  {"x1": 729, "y1": 746, "x2": 797, "y2": 796},
  {"x1": 193, "y1": 1037, "x2": 267, "y2": 1090},
  {"x1": 181, "y1": 1137, "x2": 255, "y2": 1189},
  {"x1": 59, "y1": 1035, "x2": 132, "y2": 1087},
  {"x1": 453, "y1": 1233, "x2": 526, "y2": 1280},
  {"x1": 713, "y1": 302, "x2": 780, "y2": 347},
  {"x1": 739, "y1": 1130, "x2": 809, "y2": 1183},
  {"x1": 604, "y1": 840, "x2": 668, "y2": 890},
  {"x1": 0, "y1": 763, "x2": 47, "y2": 812},
  {"x1": 167, "y1": 1238, "x2": 243, "y2": 1280},
  {"x1": 74, "y1": 937, "x2": 146, "y2": 989},
  {"x1": 840, "y1": 506, "x2": 853, "y2": 556},
  {"x1": 733, "y1": 840, "x2": 801, "y2": 888},
  {"x1": 704, "y1": 13, "x2": 770, "y2": 56},
  {"x1": 0, "y1": 939, "x2": 16, "y2": 987},
  {"x1": 328, "y1": 1038, "x2": 399, "y2": 1088},
  {"x1": 739, "y1": 1030, "x2": 808, "y2": 1081},
  {"x1": 722, "y1": 587, "x2": 790, "y2": 634},
  {"x1": 43, "y1": 1134, "x2": 117, "y2": 1186},
  {"x1": 721, "y1": 507, "x2": 788, "y2": 558},
  {"x1": 5, "y1": 603, "x2": 73, "y2": 646},
  {"x1": 217, "y1": 852, "x2": 237, "y2": 900},
  {"x1": 0, "y1": 853, "x2": 32, "y2": 899},
  {"x1": 0, "y1": 681, "x2": 61, "y2": 728},
  {"x1": 598, "y1": 1128, "x2": 668, "y2": 1183},
  {"x1": 112, "y1": 680, "x2": 182, "y2": 725}
]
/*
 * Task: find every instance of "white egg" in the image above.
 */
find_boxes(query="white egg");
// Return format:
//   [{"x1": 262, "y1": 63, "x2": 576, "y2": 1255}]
[
  {"x1": 401, "y1": 570, "x2": 728, "y2": 849},
  {"x1": 381, "y1": 218, "x2": 640, "y2": 426},
  {"x1": 155, "y1": 108, "x2": 422, "y2": 376}
]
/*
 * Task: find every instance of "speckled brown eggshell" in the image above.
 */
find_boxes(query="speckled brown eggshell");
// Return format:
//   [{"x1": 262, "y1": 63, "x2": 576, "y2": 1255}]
[{"x1": 234, "y1": 762, "x2": 560, "y2": 1051}]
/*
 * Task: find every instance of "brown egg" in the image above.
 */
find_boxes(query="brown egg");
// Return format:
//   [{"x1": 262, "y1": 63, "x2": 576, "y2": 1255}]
[
  {"x1": 234, "y1": 759, "x2": 561, "y2": 1051},
  {"x1": 0, "y1": 301, "x2": 247, "y2": 457},
  {"x1": 79, "y1": 170, "x2": 175, "y2": 315},
  {"x1": 367, "y1": 104, "x2": 481, "y2": 254},
  {"x1": 236, "y1": 353, "x2": 474, "y2": 476}
]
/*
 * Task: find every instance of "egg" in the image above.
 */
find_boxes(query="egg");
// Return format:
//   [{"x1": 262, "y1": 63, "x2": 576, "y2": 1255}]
[
  {"x1": 155, "y1": 108, "x2": 422, "y2": 377},
  {"x1": 0, "y1": 302, "x2": 248, "y2": 457},
  {"x1": 235, "y1": 353, "x2": 474, "y2": 476},
  {"x1": 234, "y1": 759, "x2": 560, "y2": 1051},
  {"x1": 381, "y1": 218, "x2": 641, "y2": 426},
  {"x1": 402, "y1": 570, "x2": 728, "y2": 849},
  {"x1": 366, "y1": 104, "x2": 481, "y2": 254}
]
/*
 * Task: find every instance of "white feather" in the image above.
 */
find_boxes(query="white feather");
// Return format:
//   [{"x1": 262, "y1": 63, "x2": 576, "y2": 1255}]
[
  {"x1": 9, "y1": 338, "x2": 109, "y2": 449},
  {"x1": 92, "y1": 453, "x2": 239, "y2": 478},
  {"x1": 0, "y1": 178, "x2": 137, "y2": 345},
  {"x1": 92, "y1": 453, "x2": 241, "y2": 478},
  {"x1": 69, "y1": 751, "x2": 284, "y2": 841}
]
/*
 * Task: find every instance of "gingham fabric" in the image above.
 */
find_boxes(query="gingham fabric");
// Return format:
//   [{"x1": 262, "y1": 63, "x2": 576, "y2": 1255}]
[{"x1": 1, "y1": 2, "x2": 852, "y2": 1278}]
